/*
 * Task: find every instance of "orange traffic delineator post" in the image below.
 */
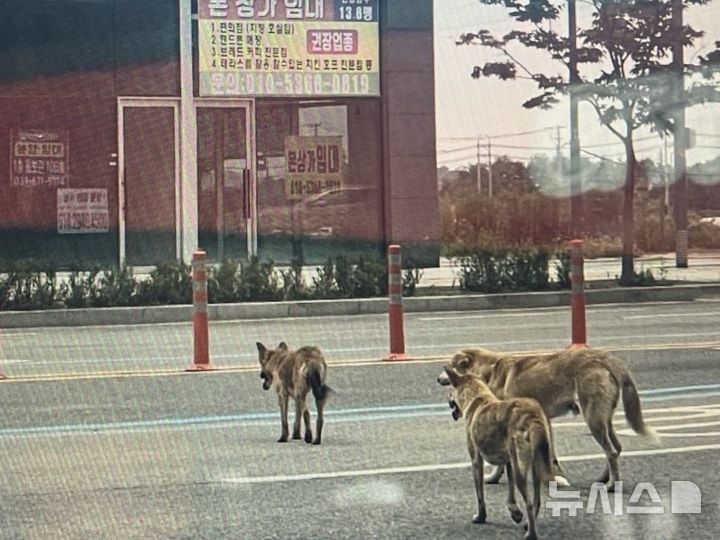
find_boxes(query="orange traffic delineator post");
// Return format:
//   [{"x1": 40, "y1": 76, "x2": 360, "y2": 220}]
[
  {"x1": 384, "y1": 244, "x2": 408, "y2": 361},
  {"x1": 569, "y1": 239, "x2": 588, "y2": 349},
  {"x1": 187, "y1": 251, "x2": 215, "y2": 371}
]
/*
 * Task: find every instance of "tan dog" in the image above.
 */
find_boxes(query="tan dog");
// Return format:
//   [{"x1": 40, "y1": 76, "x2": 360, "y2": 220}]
[
  {"x1": 444, "y1": 367, "x2": 552, "y2": 540},
  {"x1": 438, "y1": 347, "x2": 656, "y2": 491},
  {"x1": 256, "y1": 342, "x2": 332, "y2": 445}
]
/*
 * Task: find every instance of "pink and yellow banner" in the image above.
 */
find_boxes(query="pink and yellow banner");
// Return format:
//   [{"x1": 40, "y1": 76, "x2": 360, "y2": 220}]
[{"x1": 198, "y1": 0, "x2": 380, "y2": 97}]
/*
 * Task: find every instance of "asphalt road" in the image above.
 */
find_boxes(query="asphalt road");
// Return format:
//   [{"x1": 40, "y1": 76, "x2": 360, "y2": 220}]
[{"x1": 1, "y1": 300, "x2": 720, "y2": 539}]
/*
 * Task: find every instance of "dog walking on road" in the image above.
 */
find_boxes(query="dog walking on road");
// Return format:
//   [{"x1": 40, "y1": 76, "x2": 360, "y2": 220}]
[
  {"x1": 438, "y1": 346, "x2": 657, "y2": 491},
  {"x1": 444, "y1": 367, "x2": 553, "y2": 540},
  {"x1": 256, "y1": 341, "x2": 332, "y2": 445}
]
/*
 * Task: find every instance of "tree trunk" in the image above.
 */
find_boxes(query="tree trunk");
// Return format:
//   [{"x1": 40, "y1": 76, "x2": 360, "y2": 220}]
[{"x1": 620, "y1": 137, "x2": 636, "y2": 285}]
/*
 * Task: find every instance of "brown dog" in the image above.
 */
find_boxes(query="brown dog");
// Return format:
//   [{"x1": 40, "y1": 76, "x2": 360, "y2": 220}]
[
  {"x1": 444, "y1": 367, "x2": 552, "y2": 540},
  {"x1": 256, "y1": 341, "x2": 332, "y2": 445},
  {"x1": 439, "y1": 347, "x2": 656, "y2": 491}
]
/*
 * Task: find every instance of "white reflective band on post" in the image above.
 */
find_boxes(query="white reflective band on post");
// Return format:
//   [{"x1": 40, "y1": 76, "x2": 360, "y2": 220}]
[
  {"x1": 389, "y1": 274, "x2": 402, "y2": 286},
  {"x1": 194, "y1": 301, "x2": 208, "y2": 313},
  {"x1": 388, "y1": 253, "x2": 401, "y2": 266},
  {"x1": 389, "y1": 294, "x2": 402, "y2": 305}
]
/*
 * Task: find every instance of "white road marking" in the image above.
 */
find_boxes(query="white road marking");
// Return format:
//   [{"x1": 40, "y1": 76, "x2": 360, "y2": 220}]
[
  {"x1": 221, "y1": 444, "x2": 720, "y2": 485},
  {"x1": 419, "y1": 307, "x2": 651, "y2": 322},
  {"x1": 623, "y1": 312, "x2": 720, "y2": 320}
]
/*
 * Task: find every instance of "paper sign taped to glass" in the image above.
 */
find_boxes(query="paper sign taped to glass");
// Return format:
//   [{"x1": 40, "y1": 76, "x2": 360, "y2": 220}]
[{"x1": 284, "y1": 135, "x2": 344, "y2": 199}]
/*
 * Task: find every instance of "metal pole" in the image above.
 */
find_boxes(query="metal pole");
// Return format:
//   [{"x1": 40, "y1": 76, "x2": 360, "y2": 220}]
[
  {"x1": 672, "y1": 0, "x2": 688, "y2": 268},
  {"x1": 487, "y1": 138, "x2": 493, "y2": 198},
  {"x1": 569, "y1": 239, "x2": 587, "y2": 348},
  {"x1": 569, "y1": 0, "x2": 582, "y2": 235}
]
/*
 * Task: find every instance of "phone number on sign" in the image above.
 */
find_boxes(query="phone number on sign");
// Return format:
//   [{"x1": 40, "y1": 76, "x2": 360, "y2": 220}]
[
  {"x1": 288, "y1": 178, "x2": 342, "y2": 198},
  {"x1": 208, "y1": 72, "x2": 376, "y2": 96}
]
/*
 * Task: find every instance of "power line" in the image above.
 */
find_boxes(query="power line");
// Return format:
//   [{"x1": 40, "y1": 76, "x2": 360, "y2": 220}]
[{"x1": 438, "y1": 126, "x2": 559, "y2": 141}]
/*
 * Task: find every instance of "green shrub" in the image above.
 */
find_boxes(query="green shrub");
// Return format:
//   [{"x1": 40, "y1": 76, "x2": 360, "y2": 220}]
[
  {"x1": 135, "y1": 260, "x2": 192, "y2": 305},
  {"x1": 554, "y1": 250, "x2": 572, "y2": 289},
  {"x1": 457, "y1": 247, "x2": 553, "y2": 293},
  {"x1": 61, "y1": 269, "x2": 101, "y2": 308},
  {"x1": 208, "y1": 259, "x2": 241, "y2": 303},
  {"x1": 238, "y1": 257, "x2": 280, "y2": 301},
  {"x1": 1, "y1": 260, "x2": 62, "y2": 310},
  {"x1": 95, "y1": 267, "x2": 137, "y2": 307},
  {"x1": 279, "y1": 258, "x2": 309, "y2": 300}
]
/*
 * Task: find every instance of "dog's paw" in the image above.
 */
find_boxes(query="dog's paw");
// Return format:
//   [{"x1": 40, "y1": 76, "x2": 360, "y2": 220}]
[
  {"x1": 553, "y1": 475, "x2": 571, "y2": 487},
  {"x1": 304, "y1": 431, "x2": 313, "y2": 444},
  {"x1": 312, "y1": 438, "x2": 322, "y2": 445},
  {"x1": 292, "y1": 432, "x2": 302, "y2": 440},
  {"x1": 277, "y1": 436, "x2": 289, "y2": 443},
  {"x1": 523, "y1": 531, "x2": 537, "y2": 540},
  {"x1": 605, "y1": 480, "x2": 622, "y2": 493},
  {"x1": 472, "y1": 510, "x2": 487, "y2": 524},
  {"x1": 509, "y1": 507, "x2": 523, "y2": 524}
]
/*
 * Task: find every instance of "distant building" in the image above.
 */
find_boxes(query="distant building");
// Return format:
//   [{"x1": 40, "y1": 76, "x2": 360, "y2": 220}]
[{"x1": 0, "y1": 0, "x2": 439, "y2": 267}]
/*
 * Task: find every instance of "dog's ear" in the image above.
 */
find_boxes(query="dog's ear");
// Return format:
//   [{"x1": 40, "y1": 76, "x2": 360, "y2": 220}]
[
  {"x1": 455, "y1": 354, "x2": 471, "y2": 372},
  {"x1": 278, "y1": 341, "x2": 288, "y2": 351},
  {"x1": 444, "y1": 367, "x2": 461, "y2": 387},
  {"x1": 256, "y1": 342, "x2": 266, "y2": 354}
]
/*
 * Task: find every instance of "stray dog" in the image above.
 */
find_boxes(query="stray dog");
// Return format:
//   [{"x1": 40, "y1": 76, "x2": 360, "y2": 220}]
[
  {"x1": 444, "y1": 367, "x2": 552, "y2": 540},
  {"x1": 256, "y1": 342, "x2": 332, "y2": 445},
  {"x1": 438, "y1": 347, "x2": 656, "y2": 491}
]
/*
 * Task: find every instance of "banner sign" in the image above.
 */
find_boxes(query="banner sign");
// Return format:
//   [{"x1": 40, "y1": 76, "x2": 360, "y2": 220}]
[
  {"x1": 284, "y1": 135, "x2": 343, "y2": 199},
  {"x1": 198, "y1": 0, "x2": 380, "y2": 97},
  {"x1": 10, "y1": 129, "x2": 69, "y2": 188},
  {"x1": 57, "y1": 188, "x2": 109, "y2": 234}
]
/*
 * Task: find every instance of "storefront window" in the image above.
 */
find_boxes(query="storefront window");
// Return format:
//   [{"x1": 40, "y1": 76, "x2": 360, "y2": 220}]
[{"x1": 256, "y1": 100, "x2": 383, "y2": 264}]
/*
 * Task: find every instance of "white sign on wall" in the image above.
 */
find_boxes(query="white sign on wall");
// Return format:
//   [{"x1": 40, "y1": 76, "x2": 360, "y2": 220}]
[{"x1": 57, "y1": 188, "x2": 109, "y2": 234}]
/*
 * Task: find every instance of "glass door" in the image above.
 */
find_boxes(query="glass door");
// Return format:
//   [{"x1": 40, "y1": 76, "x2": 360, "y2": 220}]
[
  {"x1": 196, "y1": 104, "x2": 253, "y2": 262},
  {"x1": 118, "y1": 99, "x2": 180, "y2": 267}
]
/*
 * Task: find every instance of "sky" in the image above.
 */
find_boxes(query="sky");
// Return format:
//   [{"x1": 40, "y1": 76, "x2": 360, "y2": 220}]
[{"x1": 433, "y1": 0, "x2": 720, "y2": 174}]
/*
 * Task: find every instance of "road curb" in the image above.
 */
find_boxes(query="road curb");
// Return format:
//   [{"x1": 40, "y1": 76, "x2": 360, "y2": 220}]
[{"x1": 1, "y1": 283, "x2": 719, "y2": 329}]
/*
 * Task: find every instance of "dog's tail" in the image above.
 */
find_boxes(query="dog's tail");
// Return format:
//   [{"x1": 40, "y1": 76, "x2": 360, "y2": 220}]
[
  {"x1": 307, "y1": 364, "x2": 333, "y2": 402},
  {"x1": 619, "y1": 368, "x2": 658, "y2": 442},
  {"x1": 529, "y1": 422, "x2": 553, "y2": 483}
]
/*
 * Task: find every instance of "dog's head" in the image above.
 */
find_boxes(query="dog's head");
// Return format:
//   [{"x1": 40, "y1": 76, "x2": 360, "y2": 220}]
[
  {"x1": 437, "y1": 349, "x2": 495, "y2": 387},
  {"x1": 442, "y1": 367, "x2": 488, "y2": 422},
  {"x1": 256, "y1": 341, "x2": 288, "y2": 391}
]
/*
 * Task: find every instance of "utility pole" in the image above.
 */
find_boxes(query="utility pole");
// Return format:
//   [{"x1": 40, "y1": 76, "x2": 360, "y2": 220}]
[
  {"x1": 555, "y1": 126, "x2": 563, "y2": 187},
  {"x1": 672, "y1": 0, "x2": 688, "y2": 267},
  {"x1": 568, "y1": 0, "x2": 582, "y2": 236},
  {"x1": 487, "y1": 138, "x2": 493, "y2": 198},
  {"x1": 476, "y1": 136, "x2": 482, "y2": 194}
]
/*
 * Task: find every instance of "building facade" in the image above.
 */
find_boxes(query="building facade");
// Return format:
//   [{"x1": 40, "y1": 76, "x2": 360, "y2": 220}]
[{"x1": 0, "y1": 0, "x2": 439, "y2": 268}]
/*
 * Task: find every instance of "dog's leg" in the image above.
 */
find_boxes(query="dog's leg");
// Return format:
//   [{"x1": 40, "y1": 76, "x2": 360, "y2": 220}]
[
  {"x1": 547, "y1": 422, "x2": 570, "y2": 487},
  {"x1": 312, "y1": 397, "x2": 325, "y2": 445},
  {"x1": 277, "y1": 392, "x2": 290, "y2": 443},
  {"x1": 510, "y1": 445, "x2": 536, "y2": 540},
  {"x1": 506, "y1": 462, "x2": 523, "y2": 524},
  {"x1": 471, "y1": 451, "x2": 487, "y2": 524},
  {"x1": 484, "y1": 464, "x2": 504, "y2": 484},
  {"x1": 303, "y1": 398, "x2": 313, "y2": 444},
  {"x1": 586, "y1": 410, "x2": 620, "y2": 491},
  {"x1": 293, "y1": 397, "x2": 303, "y2": 440}
]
